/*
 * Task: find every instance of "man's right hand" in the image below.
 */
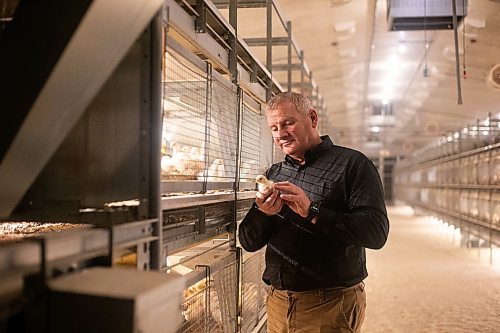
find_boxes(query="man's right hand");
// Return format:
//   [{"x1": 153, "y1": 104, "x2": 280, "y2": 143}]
[{"x1": 255, "y1": 188, "x2": 283, "y2": 216}]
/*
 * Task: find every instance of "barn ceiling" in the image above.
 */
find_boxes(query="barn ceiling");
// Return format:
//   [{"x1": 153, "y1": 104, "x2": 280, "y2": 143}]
[{"x1": 230, "y1": 0, "x2": 500, "y2": 157}]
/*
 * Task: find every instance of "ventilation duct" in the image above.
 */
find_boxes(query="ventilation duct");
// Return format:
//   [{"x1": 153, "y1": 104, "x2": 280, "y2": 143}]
[{"x1": 387, "y1": 0, "x2": 468, "y2": 31}]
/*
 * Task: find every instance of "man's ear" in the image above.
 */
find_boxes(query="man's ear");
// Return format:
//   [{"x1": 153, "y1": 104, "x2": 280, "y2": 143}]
[{"x1": 309, "y1": 109, "x2": 318, "y2": 128}]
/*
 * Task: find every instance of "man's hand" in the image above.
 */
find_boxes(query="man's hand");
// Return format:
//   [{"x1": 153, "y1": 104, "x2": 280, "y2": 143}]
[
  {"x1": 273, "y1": 182, "x2": 311, "y2": 218},
  {"x1": 255, "y1": 187, "x2": 283, "y2": 216}
]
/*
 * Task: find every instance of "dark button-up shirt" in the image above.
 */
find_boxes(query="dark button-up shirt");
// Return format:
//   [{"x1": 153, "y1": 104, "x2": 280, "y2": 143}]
[{"x1": 238, "y1": 135, "x2": 389, "y2": 291}]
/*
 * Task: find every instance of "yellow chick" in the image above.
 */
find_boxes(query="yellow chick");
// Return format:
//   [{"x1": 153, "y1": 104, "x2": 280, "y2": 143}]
[{"x1": 255, "y1": 175, "x2": 274, "y2": 193}]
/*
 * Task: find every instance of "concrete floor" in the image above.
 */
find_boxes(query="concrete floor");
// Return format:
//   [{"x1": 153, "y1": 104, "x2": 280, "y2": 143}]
[{"x1": 363, "y1": 205, "x2": 500, "y2": 333}]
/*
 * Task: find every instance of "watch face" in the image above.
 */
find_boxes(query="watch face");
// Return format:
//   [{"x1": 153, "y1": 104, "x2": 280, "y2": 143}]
[{"x1": 310, "y1": 201, "x2": 320, "y2": 213}]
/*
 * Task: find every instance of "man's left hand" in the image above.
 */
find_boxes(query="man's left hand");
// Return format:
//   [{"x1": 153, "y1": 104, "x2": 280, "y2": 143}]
[{"x1": 273, "y1": 182, "x2": 310, "y2": 218}]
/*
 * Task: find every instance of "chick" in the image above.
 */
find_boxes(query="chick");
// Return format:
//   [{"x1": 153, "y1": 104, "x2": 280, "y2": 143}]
[{"x1": 255, "y1": 175, "x2": 274, "y2": 193}]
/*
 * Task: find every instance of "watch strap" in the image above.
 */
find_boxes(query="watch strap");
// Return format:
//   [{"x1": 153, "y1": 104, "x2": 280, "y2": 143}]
[{"x1": 305, "y1": 201, "x2": 320, "y2": 222}]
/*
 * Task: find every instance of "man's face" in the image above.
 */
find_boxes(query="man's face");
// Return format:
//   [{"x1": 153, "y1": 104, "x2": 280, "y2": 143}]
[{"x1": 266, "y1": 102, "x2": 315, "y2": 159}]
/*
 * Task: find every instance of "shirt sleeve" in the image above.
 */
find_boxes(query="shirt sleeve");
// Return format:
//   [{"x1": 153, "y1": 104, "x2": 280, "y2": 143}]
[
  {"x1": 238, "y1": 204, "x2": 277, "y2": 252},
  {"x1": 311, "y1": 157, "x2": 390, "y2": 249}
]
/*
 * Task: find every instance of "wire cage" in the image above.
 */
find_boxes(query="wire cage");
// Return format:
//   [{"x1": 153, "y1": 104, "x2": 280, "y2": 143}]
[
  {"x1": 162, "y1": 47, "x2": 239, "y2": 194},
  {"x1": 171, "y1": 244, "x2": 238, "y2": 333},
  {"x1": 178, "y1": 278, "x2": 224, "y2": 333},
  {"x1": 162, "y1": 48, "x2": 207, "y2": 184},
  {"x1": 492, "y1": 192, "x2": 500, "y2": 229},
  {"x1": 212, "y1": 261, "x2": 239, "y2": 333},
  {"x1": 241, "y1": 250, "x2": 267, "y2": 333},
  {"x1": 206, "y1": 76, "x2": 239, "y2": 190},
  {"x1": 177, "y1": 272, "x2": 236, "y2": 333},
  {"x1": 239, "y1": 100, "x2": 263, "y2": 190},
  {"x1": 163, "y1": 201, "x2": 234, "y2": 254}
]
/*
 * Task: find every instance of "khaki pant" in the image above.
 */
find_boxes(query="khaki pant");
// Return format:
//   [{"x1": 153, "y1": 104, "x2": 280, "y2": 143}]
[{"x1": 266, "y1": 282, "x2": 366, "y2": 333}]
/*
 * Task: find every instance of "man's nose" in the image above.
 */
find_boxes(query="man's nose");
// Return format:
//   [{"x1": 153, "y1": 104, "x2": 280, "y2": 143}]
[{"x1": 272, "y1": 129, "x2": 289, "y2": 138}]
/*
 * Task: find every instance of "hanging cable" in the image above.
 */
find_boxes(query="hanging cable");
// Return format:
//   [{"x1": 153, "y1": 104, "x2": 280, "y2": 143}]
[
  {"x1": 423, "y1": 0, "x2": 429, "y2": 77},
  {"x1": 452, "y1": 0, "x2": 463, "y2": 104},
  {"x1": 462, "y1": 0, "x2": 467, "y2": 79}
]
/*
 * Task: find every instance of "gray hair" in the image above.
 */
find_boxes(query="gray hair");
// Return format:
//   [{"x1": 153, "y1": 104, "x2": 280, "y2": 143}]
[{"x1": 265, "y1": 92, "x2": 314, "y2": 116}]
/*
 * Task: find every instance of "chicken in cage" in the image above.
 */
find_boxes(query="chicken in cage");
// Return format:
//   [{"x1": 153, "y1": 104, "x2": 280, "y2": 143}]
[
  {"x1": 179, "y1": 279, "x2": 223, "y2": 333},
  {"x1": 161, "y1": 141, "x2": 205, "y2": 180}
]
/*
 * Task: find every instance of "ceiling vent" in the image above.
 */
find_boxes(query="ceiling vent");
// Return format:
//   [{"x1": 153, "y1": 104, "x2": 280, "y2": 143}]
[
  {"x1": 387, "y1": 0, "x2": 468, "y2": 31},
  {"x1": 486, "y1": 64, "x2": 500, "y2": 91}
]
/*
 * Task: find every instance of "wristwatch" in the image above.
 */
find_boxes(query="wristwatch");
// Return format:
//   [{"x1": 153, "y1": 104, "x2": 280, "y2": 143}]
[{"x1": 305, "y1": 201, "x2": 321, "y2": 222}]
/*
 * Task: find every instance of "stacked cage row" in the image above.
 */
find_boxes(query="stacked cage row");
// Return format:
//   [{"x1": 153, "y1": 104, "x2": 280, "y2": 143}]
[
  {"x1": 395, "y1": 144, "x2": 500, "y2": 247},
  {"x1": 161, "y1": 23, "x2": 274, "y2": 333},
  {"x1": 399, "y1": 149, "x2": 500, "y2": 186}
]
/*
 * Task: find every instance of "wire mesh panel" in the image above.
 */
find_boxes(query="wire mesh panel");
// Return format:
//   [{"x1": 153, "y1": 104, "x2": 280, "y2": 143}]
[
  {"x1": 162, "y1": 206, "x2": 200, "y2": 253},
  {"x1": 162, "y1": 48, "x2": 207, "y2": 189},
  {"x1": 205, "y1": 76, "x2": 239, "y2": 189},
  {"x1": 175, "y1": 249, "x2": 238, "y2": 333},
  {"x1": 212, "y1": 261, "x2": 239, "y2": 333},
  {"x1": 241, "y1": 249, "x2": 267, "y2": 333},
  {"x1": 493, "y1": 192, "x2": 500, "y2": 229},
  {"x1": 163, "y1": 202, "x2": 233, "y2": 254},
  {"x1": 240, "y1": 101, "x2": 263, "y2": 190},
  {"x1": 178, "y1": 279, "x2": 224, "y2": 333},
  {"x1": 492, "y1": 149, "x2": 500, "y2": 185}
]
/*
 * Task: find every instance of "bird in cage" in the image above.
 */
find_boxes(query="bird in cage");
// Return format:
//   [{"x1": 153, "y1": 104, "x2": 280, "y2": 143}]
[{"x1": 207, "y1": 158, "x2": 226, "y2": 181}]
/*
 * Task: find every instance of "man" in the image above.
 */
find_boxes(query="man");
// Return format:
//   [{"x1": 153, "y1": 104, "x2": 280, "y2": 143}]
[{"x1": 238, "y1": 92, "x2": 389, "y2": 333}]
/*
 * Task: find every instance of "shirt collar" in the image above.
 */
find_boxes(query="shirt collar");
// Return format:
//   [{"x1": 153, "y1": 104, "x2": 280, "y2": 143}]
[{"x1": 284, "y1": 135, "x2": 333, "y2": 166}]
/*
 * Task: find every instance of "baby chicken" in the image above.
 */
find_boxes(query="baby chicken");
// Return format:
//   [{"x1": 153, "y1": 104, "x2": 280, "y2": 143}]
[{"x1": 255, "y1": 175, "x2": 274, "y2": 193}]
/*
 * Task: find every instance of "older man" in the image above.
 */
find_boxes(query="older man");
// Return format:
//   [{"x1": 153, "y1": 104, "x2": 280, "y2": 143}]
[{"x1": 238, "y1": 92, "x2": 389, "y2": 333}]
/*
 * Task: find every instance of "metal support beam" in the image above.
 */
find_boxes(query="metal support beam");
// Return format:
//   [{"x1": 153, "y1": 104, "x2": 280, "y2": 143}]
[
  {"x1": 243, "y1": 36, "x2": 288, "y2": 46},
  {"x1": 287, "y1": 20, "x2": 292, "y2": 91},
  {"x1": 300, "y1": 50, "x2": 305, "y2": 93},
  {"x1": 195, "y1": 0, "x2": 207, "y2": 33},
  {"x1": 266, "y1": 0, "x2": 272, "y2": 100},
  {"x1": 228, "y1": 0, "x2": 238, "y2": 83},
  {"x1": 272, "y1": 63, "x2": 301, "y2": 71},
  {"x1": 149, "y1": 10, "x2": 163, "y2": 270},
  {"x1": 250, "y1": 61, "x2": 259, "y2": 83},
  {"x1": 451, "y1": 0, "x2": 463, "y2": 104},
  {"x1": 211, "y1": 0, "x2": 267, "y2": 9}
]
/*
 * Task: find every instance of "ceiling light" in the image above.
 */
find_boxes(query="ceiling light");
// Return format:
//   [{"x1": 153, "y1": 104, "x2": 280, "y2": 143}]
[
  {"x1": 333, "y1": 21, "x2": 356, "y2": 41},
  {"x1": 337, "y1": 48, "x2": 356, "y2": 58},
  {"x1": 398, "y1": 44, "x2": 407, "y2": 53},
  {"x1": 329, "y1": 0, "x2": 352, "y2": 7},
  {"x1": 334, "y1": 21, "x2": 356, "y2": 33},
  {"x1": 465, "y1": 18, "x2": 486, "y2": 29},
  {"x1": 371, "y1": 126, "x2": 380, "y2": 133}
]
